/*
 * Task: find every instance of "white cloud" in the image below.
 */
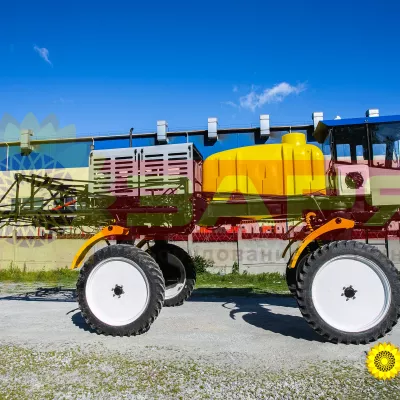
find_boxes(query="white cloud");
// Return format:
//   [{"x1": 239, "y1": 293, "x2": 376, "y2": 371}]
[
  {"x1": 226, "y1": 82, "x2": 306, "y2": 112},
  {"x1": 34, "y1": 45, "x2": 52, "y2": 65},
  {"x1": 221, "y1": 101, "x2": 239, "y2": 109},
  {"x1": 53, "y1": 97, "x2": 74, "y2": 104}
]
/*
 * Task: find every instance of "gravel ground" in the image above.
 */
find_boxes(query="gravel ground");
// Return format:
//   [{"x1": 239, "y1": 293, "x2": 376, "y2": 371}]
[{"x1": 0, "y1": 284, "x2": 399, "y2": 399}]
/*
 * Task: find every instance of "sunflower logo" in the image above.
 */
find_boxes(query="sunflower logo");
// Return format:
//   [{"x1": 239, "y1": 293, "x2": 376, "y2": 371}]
[{"x1": 366, "y1": 342, "x2": 400, "y2": 380}]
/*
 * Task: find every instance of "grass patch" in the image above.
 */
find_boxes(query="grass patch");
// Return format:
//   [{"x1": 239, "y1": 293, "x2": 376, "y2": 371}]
[
  {"x1": 0, "y1": 265, "x2": 289, "y2": 295},
  {"x1": 0, "y1": 264, "x2": 79, "y2": 286},
  {"x1": 197, "y1": 271, "x2": 288, "y2": 294},
  {"x1": 193, "y1": 255, "x2": 289, "y2": 294}
]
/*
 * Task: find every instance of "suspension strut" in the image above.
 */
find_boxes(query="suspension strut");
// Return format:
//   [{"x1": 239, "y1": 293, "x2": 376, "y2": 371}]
[{"x1": 305, "y1": 212, "x2": 323, "y2": 250}]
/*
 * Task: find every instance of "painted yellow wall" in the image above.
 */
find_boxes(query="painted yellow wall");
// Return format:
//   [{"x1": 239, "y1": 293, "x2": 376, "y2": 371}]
[
  {"x1": 0, "y1": 238, "x2": 107, "y2": 270},
  {"x1": 0, "y1": 167, "x2": 89, "y2": 236}
]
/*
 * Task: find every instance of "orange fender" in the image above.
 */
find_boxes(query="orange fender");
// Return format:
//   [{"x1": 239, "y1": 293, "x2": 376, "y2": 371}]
[
  {"x1": 70, "y1": 225, "x2": 129, "y2": 270},
  {"x1": 289, "y1": 218, "x2": 355, "y2": 269}
]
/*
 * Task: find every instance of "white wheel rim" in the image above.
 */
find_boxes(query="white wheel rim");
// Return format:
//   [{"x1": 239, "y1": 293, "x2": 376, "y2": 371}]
[
  {"x1": 312, "y1": 255, "x2": 391, "y2": 333},
  {"x1": 86, "y1": 257, "x2": 149, "y2": 326},
  {"x1": 164, "y1": 253, "x2": 186, "y2": 300}
]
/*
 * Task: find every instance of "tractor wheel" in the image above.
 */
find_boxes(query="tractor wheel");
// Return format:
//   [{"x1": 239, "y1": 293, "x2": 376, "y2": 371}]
[
  {"x1": 286, "y1": 258, "x2": 304, "y2": 296},
  {"x1": 148, "y1": 243, "x2": 196, "y2": 307},
  {"x1": 286, "y1": 242, "x2": 319, "y2": 296},
  {"x1": 296, "y1": 241, "x2": 400, "y2": 344},
  {"x1": 286, "y1": 266, "x2": 297, "y2": 296},
  {"x1": 76, "y1": 244, "x2": 165, "y2": 336}
]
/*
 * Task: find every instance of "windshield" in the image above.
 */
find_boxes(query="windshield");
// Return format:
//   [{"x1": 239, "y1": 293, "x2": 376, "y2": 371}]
[{"x1": 370, "y1": 122, "x2": 400, "y2": 168}]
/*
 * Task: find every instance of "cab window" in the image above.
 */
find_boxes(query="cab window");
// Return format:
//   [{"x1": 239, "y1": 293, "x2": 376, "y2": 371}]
[
  {"x1": 333, "y1": 124, "x2": 369, "y2": 164},
  {"x1": 370, "y1": 122, "x2": 400, "y2": 169}
]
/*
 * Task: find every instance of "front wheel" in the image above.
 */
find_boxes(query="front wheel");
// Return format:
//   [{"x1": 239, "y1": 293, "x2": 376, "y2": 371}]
[
  {"x1": 296, "y1": 241, "x2": 400, "y2": 344},
  {"x1": 77, "y1": 245, "x2": 165, "y2": 336}
]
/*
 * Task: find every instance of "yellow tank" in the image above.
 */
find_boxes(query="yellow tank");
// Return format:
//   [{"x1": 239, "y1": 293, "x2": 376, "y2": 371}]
[{"x1": 202, "y1": 133, "x2": 326, "y2": 197}]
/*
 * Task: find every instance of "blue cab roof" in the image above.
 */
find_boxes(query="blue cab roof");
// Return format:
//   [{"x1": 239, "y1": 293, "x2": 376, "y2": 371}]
[{"x1": 314, "y1": 114, "x2": 400, "y2": 143}]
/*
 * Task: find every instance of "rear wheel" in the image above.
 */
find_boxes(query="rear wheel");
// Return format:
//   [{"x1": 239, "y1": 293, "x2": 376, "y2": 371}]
[
  {"x1": 148, "y1": 243, "x2": 196, "y2": 307},
  {"x1": 286, "y1": 258, "x2": 304, "y2": 296},
  {"x1": 286, "y1": 242, "x2": 319, "y2": 296},
  {"x1": 77, "y1": 244, "x2": 165, "y2": 336},
  {"x1": 296, "y1": 241, "x2": 400, "y2": 344}
]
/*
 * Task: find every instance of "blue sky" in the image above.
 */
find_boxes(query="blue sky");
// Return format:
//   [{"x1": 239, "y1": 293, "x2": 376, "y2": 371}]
[{"x1": 1, "y1": 0, "x2": 400, "y2": 136}]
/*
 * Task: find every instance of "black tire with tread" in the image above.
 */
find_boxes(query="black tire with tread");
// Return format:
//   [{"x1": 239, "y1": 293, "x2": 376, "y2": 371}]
[
  {"x1": 286, "y1": 257, "x2": 305, "y2": 296},
  {"x1": 286, "y1": 242, "x2": 319, "y2": 296},
  {"x1": 296, "y1": 240, "x2": 400, "y2": 344},
  {"x1": 148, "y1": 243, "x2": 196, "y2": 307},
  {"x1": 76, "y1": 244, "x2": 165, "y2": 336}
]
